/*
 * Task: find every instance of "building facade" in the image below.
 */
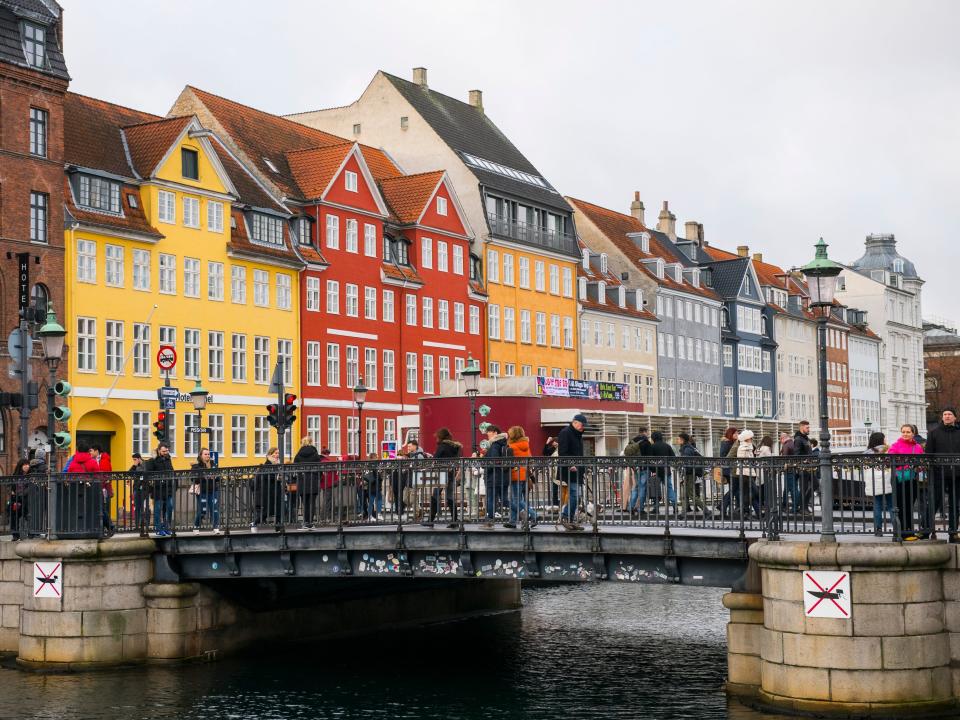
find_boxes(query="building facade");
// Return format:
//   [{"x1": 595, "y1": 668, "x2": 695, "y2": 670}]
[
  {"x1": 923, "y1": 321, "x2": 960, "y2": 428},
  {"x1": 289, "y1": 67, "x2": 580, "y2": 378},
  {"x1": 847, "y1": 310, "x2": 882, "y2": 446},
  {"x1": 0, "y1": 0, "x2": 69, "y2": 466},
  {"x1": 835, "y1": 233, "x2": 925, "y2": 435}
]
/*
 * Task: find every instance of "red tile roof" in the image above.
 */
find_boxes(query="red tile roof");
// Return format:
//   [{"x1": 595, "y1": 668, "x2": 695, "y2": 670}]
[
  {"x1": 64, "y1": 92, "x2": 160, "y2": 177},
  {"x1": 567, "y1": 196, "x2": 719, "y2": 301},
  {"x1": 580, "y1": 297, "x2": 658, "y2": 322},
  {"x1": 208, "y1": 136, "x2": 286, "y2": 212},
  {"x1": 286, "y1": 144, "x2": 353, "y2": 200},
  {"x1": 123, "y1": 116, "x2": 193, "y2": 178},
  {"x1": 379, "y1": 171, "x2": 444, "y2": 225},
  {"x1": 702, "y1": 244, "x2": 740, "y2": 262},
  {"x1": 381, "y1": 262, "x2": 423, "y2": 285}
]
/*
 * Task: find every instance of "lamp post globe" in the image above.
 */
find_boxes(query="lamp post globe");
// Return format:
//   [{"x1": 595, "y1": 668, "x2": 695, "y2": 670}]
[
  {"x1": 189, "y1": 381, "x2": 209, "y2": 411},
  {"x1": 37, "y1": 302, "x2": 66, "y2": 370},
  {"x1": 353, "y1": 377, "x2": 368, "y2": 458}
]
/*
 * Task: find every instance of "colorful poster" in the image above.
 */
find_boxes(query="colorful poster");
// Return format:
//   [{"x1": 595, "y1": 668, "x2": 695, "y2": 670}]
[
  {"x1": 536, "y1": 376, "x2": 570, "y2": 397},
  {"x1": 536, "y1": 377, "x2": 629, "y2": 401}
]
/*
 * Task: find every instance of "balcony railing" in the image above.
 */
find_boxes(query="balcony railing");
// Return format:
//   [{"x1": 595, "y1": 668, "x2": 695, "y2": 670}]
[{"x1": 487, "y1": 213, "x2": 578, "y2": 255}]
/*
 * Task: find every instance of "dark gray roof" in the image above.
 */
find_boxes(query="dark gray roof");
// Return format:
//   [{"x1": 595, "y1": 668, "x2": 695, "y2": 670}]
[
  {"x1": 0, "y1": 1, "x2": 68, "y2": 80},
  {"x1": 851, "y1": 233, "x2": 920, "y2": 280},
  {"x1": 383, "y1": 72, "x2": 570, "y2": 213},
  {"x1": 705, "y1": 257, "x2": 750, "y2": 299},
  {"x1": 648, "y1": 229, "x2": 699, "y2": 267}
]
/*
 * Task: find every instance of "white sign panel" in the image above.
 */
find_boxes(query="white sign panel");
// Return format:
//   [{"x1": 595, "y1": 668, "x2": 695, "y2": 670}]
[
  {"x1": 803, "y1": 570, "x2": 850, "y2": 619},
  {"x1": 33, "y1": 562, "x2": 62, "y2": 599}
]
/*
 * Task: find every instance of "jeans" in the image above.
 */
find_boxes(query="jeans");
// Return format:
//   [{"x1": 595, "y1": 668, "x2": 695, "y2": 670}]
[
  {"x1": 133, "y1": 489, "x2": 149, "y2": 532},
  {"x1": 367, "y1": 490, "x2": 383, "y2": 519},
  {"x1": 873, "y1": 492, "x2": 894, "y2": 531},
  {"x1": 485, "y1": 478, "x2": 507, "y2": 520},
  {"x1": 153, "y1": 496, "x2": 174, "y2": 533},
  {"x1": 562, "y1": 482, "x2": 581, "y2": 521},
  {"x1": 193, "y1": 491, "x2": 220, "y2": 528},
  {"x1": 509, "y1": 482, "x2": 536, "y2": 524},
  {"x1": 628, "y1": 471, "x2": 648, "y2": 510},
  {"x1": 782, "y1": 473, "x2": 801, "y2": 512}
]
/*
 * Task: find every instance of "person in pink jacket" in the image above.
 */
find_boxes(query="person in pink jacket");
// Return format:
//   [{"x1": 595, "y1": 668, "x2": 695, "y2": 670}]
[{"x1": 888, "y1": 424, "x2": 926, "y2": 541}]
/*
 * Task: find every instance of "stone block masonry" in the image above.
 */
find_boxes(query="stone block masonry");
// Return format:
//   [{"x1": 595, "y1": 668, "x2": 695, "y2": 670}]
[{"x1": 727, "y1": 541, "x2": 960, "y2": 718}]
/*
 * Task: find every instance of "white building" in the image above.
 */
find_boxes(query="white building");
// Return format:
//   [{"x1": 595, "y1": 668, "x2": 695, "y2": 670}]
[
  {"x1": 835, "y1": 234, "x2": 925, "y2": 435},
  {"x1": 846, "y1": 310, "x2": 883, "y2": 446}
]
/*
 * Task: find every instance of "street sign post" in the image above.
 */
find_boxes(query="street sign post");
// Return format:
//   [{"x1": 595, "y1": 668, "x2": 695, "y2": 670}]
[
  {"x1": 187, "y1": 426, "x2": 211, "y2": 434},
  {"x1": 157, "y1": 386, "x2": 179, "y2": 410},
  {"x1": 156, "y1": 345, "x2": 177, "y2": 371}
]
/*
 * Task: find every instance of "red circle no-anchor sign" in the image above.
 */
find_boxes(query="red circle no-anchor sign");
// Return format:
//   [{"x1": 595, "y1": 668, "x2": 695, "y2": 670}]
[{"x1": 157, "y1": 345, "x2": 177, "y2": 370}]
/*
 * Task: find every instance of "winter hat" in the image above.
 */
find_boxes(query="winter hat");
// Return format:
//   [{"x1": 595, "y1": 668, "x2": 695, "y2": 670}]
[
  {"x1": 738, "y1": 429, "x2": 755, "y2": 443},
  {"x1": 34, "y1": 447, "x2": 47, "y2": 463},
  {"x1": 572, "y1": 413, "x2": 588, "y2": 425}
]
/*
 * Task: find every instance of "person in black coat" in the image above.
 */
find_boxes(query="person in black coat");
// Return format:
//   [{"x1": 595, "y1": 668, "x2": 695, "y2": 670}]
[
  {"x1": 145, "y1": 443, "x2": 175, "y2": 536},
  {"x1": 252, "y1": 447, "x2": 283, "y2": 531},
  {"x1": 190, "y1": 447, "x2": 221, "y2": 532},
  {"x1": 926, "y1": 408, "x2": 960, "y2": 542},
  {"x1": 430, "y1": 428, "x2": 462, "y2": 528},
  {"x1": 294, "y1": 437, "x2": 321, "y2": 528},
  {"x1": 645, "y1": 431, "x2": 677, "y2": 509},
  {"x1": 128, "y1": 453, "x2": 148, "y2": 534},
  {"x1": 557, "y1": 414, "x2": 586, "y2": 528},
  {"x1": 482, "y1": 426, "x2": 508, "y2": 528}
]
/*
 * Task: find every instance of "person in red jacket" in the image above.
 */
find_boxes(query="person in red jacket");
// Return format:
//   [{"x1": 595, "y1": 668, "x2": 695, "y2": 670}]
[
  {"x1": 67, "y1": 441, "x2": 99, "y2": 474},
  {"x1": 90, "y1": 445, "x2": 115, "y2": 537}
]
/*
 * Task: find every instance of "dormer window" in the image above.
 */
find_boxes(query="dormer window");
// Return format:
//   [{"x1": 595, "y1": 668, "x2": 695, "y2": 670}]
[
  {"x1": 578, "y1": 277, "x2": 587, "y2": 300},
  {"x1": 656, "y1": 259, "x2": 664, "y2": 279},
  {"x1": 597, "y1": 281, "x2": 606, "y2": 303},
  {"x1": 892, "y1": 258, "x2": 904, "y2": 274},
  {"x1": 669, "y1": 264, "x2": 683, "y2": 283},
  {"x1": 600, "y1": 253, "x2": 608, "y2": 274},
  {"x1": 618, "y1": 286, "x2": 626, "y2": 308},
  {"x1": 345, "y1": 171, "x2": 358, "y2": 192},
  {"x1": 21, "y1": 22, "x2": 45, "y2": 69},
  {"x1": 77, "y1": 174, "x2": 121, "y2": 214},
  {"x1": 469, "y1": 253, "x2": 481, "y2": 280},
  {"x1": 296, "y1": 217, "x2": 312, "y2": 246},
  {"x1": 581, "y1": 248, "x2": 590, "y2": 270},
  {"x1": 640, "y1": 232, "x2": 650, "y2": 253},
  {"x1": 742, "y1": 274, "x2": 753, "y2": 296},
  {"x1": 250, "y1": 213, "x2": 285, "y2": 246},
  {"x1": 690, "y1": 268, "x2": 700, "y2": 287},
  {"x1": 263, "y1": 157, "x2": 279, "y2": 174},
  {"x1": 635, "y1": 290, "x2": 643, "y2": 311}
]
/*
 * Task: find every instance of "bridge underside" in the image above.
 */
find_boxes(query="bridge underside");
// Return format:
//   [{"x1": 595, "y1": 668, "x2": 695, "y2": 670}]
[{"x1": 157, "y1": 526, "x2": 756, "y2": 589}]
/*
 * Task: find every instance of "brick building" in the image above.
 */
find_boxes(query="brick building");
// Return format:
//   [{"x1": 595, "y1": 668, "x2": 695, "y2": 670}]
[{"x1": 0, "y1": 0, "x2": 69, "y2": 467}]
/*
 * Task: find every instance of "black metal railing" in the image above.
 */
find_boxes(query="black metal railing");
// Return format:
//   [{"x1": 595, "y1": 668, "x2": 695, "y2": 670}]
[
  {"x1": 486, "y1": 213, "x2": 579, "y2": 255},
  {"x1": 2, "y1": 454, "x2": 957, "y2": 541}
]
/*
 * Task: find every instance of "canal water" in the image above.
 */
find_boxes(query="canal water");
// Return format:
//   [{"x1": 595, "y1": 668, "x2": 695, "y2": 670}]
[{"x1": 0, "y1": 584, "x2": 793, "y2": 720}]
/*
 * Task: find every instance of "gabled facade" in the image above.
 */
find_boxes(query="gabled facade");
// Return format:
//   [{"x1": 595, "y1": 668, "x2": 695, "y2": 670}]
[
  {"x1": 63, "y1": 93, "x2": 302, "y2": 468},
  {"x1": 171, "y1": 85, "x2": 483, "y2": 453},
  {"x1": 289, "y1": 67, "x2": 579, "y2": 379},
  {"x1": 577, "y1": 244, "x2": 659, "y2": 413},
  {"x1": 568, "y1": 195, "x2": 724, "y2": 418},
  {"x1": 0, "y1": 0, "x2": 69, "y2": 466}
]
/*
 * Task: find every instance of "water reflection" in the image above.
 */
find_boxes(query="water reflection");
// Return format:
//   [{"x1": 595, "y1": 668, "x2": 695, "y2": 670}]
[{"x1": 1, "y1": 584, "x2": 791, "y2": 720}]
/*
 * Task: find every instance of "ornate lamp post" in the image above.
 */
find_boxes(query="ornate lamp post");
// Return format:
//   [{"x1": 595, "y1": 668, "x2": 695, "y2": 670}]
[
  {"x1": 353, "y1": 377, "x2": 368, "y2": 458},
  {"x1": 461, "y1": 356, "x2": 481, "y2": 454},
  {"x1": 189, "y1": 380, "x2": 209, "y2": 433},
  {"x1": 37, "y1": 303, "x2": 66, "y2": 538},
  {"x1": 801, "y1": 238, "x2": 843, "y2": 543}
]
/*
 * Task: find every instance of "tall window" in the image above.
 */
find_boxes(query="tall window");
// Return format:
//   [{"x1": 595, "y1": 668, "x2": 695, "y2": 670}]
[
  {"x1": 535, "y1": 312, "x2": 546, "y2": 345},
  {"x1": 278, "y1": 339, "x2": 293, "y2": 385},
  {"x1": 518, "y1": 257, "x2": 530, "y2": 288},
  {"x1": 535, "y1": 261, "x2": 545, "y2": 291},
  {"x1": 453, "y1": 246, "x2": 464, "y2": 275},
  {"x1": 159, "y1": 254, "x2": 176, "y2": 294},
  {"x1": 326, "y1": 214, "x2": 339, "y2": 249},
  {"x1": 347, "y1": 417, "x2": 360, "y2": 456},
  {"x1": 208, "y1": 331, "x2": 224, "y2": 380},
  {"x1": 366, "y1": 418, "x2": 378, "y2": 457},
  {"x1": 208, "y1": 414, "x2": 224, "y2": 454},
  {"x1": 132, "y1": 412, "x2": 150, "y2": 456},
  {"x1": 383, "y1": 290, "x2": 394, "y2": 322},
  {"x1": 364, "y1": 287, "x2": 377, "y2": 320},
  {"x1": 326, "y1": 343, "x2": 340, "y2": 386},
  {"x1": 184, "y1": 329, "x2": 200, "y2": 380},
  {"x1": 183, "y1": 258, "x2": 200, "y2": 297},
  {"x1": 183, "y1": 197, "x2": 200, "y2": 228},
  {"x1": 231, "y1": 416, "x2": 248, "y2": 457},
  {"x1": 487, "y1": 249, "x2": 499, "y2": 282},
  {"x1": 422, "y1": 297, "x2": 433, "y2": 328},
  {"x1": 77, "y1": 239, "x2": 96, "y2": 283},
  {"x1": 551, "y1": 315, "x2": 561, "y2": 347},
  {"x1": 30, "y1": 192, "x2": 48, "y2": 243},
  {"x1": 306, "y1": 341, "x2": 321, "y2": 386},
  {"x1": 133, "y1": 323, "x2": 150, "y2": 376},
  {"x1": 133, "y1": 250, "x2": 150, "y2": 291},
  {"x1": 307, "y1": 416, "x2": 321, "y2": 448},
  {"x1": 231, "y1": 265, "x2": 246, "y2": 304},
  {"x1": 406, "y1": 352, "x2": 418, "y2": 392},
  {"x1": 231, "y1": 334, "x2": 247, "y2": 382},
  {"x1": 208, "y1": 201, "x2": 224, "y2": 232},
  {"x1": 159, "y1": 326, "x2": 176, "y2": 377},
  {"x1": 21, "y1": 22, "x2": 45, "y2": 68},
  {"x1": 254, "y1": 336, "x2": 270, "y2": 384},
  {"x1": 562, "y1": 268, "x2": 573, "y2": 297},
  {"x1": 563, "y1": 317, "x2": 573, "y2": 349},
  {"x1": 327, "y1": 416, "x2": 341, "y2": 456},
  {"x1": 469, "y1": 306, "x2": 480, "y2": 335},
  {"x1": 181, "y1": 148, "x2": 199, "y2": 180},
  {"x1": 346, "y1": 345, "x2": 359, "y2": 388},
  {"x1": 423, "y1": 354, "x2": 435, "y2": 394},
  {"x1": 306, "y1": 277, "x2": 320, "y2": 312},
  {"x1": 253, "y1": 270, "x2": 269, "y2": 306},
  {"x1": 158, "y1": 190, "x2": 175, "y2": 224},
  {"x1": 346, "y1": 219, "x2": 358, "y2": 253},
  {"x1": 208, "y1": 262, "x2": 224, "y2": 301},
  {"x1": 422, "y1": 237, "x2": 433, "y2": 268},
  {"x1": 326, "y1": 280, "x2": 340, "y2": 314},
  {"x1": 77, "y1": 317, "x2": 96, "y2": 371},
  {"x1": 346, "y1": 284, "x2": 359, "y2": 317},
  {"x1": 549, "y1": 265, "x2": 560, "y2": 294},
  {"x1": 29, "y1": 108, "x2": 47, "y2": 157},
  {"x1": 254, "y1": 417, "x2": 270, "y2": 457},
  {"x1": 454, "y1": 303, "x2": 465, "y2": 332},
  {"x1": 383, "y1": 350, "x2": 395, "y2": 391},
  {"x1": 406, "y1": 295, "x2": 417, "y2": 326},
  {"x1": 438, "y1": 300, "x2": 450, "y2": 331},
  {"x1": 105, "y1": 321, "x2": 124, "y2": 374},
  {"x1": 487, "y1": 304, "x2": 500, "y2": 340},
  {"x1": 520, "y1": 310, "x2": 531, "y2": 343},
  {"x1": 364, "y1": 348, "x2": 377, "y2": 389},
  {"x1": 276, "y1": 273, "x2": 291, "y2": 310},
  {"x1": 364, "y1": 224, "x2": 376, "y2": 257},
  {"x1": 502, "y1": 253, "x2": 514, "y2": 285}
]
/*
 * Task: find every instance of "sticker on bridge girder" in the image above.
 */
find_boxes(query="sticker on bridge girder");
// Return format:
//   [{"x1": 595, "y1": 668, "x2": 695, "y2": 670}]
[
  {"x1": 543, "y1": 561, "x2": 591, "y2": 580},
  {"x1": 358, "y1": 552, "x2": 406, "y2": 575},
  {"x1": 614, "y1": 561, "x2": 671, "y2": 582},
  {"x1": 418, "y1": 554, "x2": 461, "y2": 576},
  {"x1": 803, "y1": 571, "x2": 851, "y2": 619},
  {"x1": 475, "y1": 559, "x2": 524, "y2": 578}
]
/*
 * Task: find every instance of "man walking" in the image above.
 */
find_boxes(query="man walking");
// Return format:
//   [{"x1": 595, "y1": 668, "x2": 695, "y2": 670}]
[
  {"x1": 793, "y1": 421, "x2": 815, "y2": 512},
  {"x1": 779, "y1": 431, "x2": 800, "y2": 513},
  {"x1": 145, "y1": 443, "x2": 174, "y2": 536},
  {"x1": 557, "y1": 413, "x2": 586, "y2": 531},
  {"x1": 482, "y1": 426, "x2": 509, "y2": 528},
  {"x1": 926, "y1": 408, "x2": 960, "y2": 542}
]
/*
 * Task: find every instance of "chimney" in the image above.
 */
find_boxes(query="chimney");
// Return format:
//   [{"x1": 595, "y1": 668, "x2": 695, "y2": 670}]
[
  {"x1": 468, "y1": 89, "x2": 483, "y2": 112},
  {"x1": 752, "y1": 252, "x2": 763, "y2": 263},
  {"x1": 684, "y1": 221, "x2": 705, "y2": 246},
  {"x1": 413, "y1": 67, "x2": 428, "y2": 88},
  {"x1": 657, "y1": 201, "x2": 676, "y2": 241},
  {"x1": 630, "y1": 191, "x2": 645, "y2": 225},
  {"x1": 737, "y1": 245, "x2": 749, "y2": 258}
]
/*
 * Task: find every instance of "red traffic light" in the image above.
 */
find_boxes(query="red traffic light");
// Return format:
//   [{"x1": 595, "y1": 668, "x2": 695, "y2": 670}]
[
  {"x1": 266, "y1": 404, "x2": 279, "y2": 414},
  {"x1": 283, "y1": 393, "x2": 297, "y2": 407},
  {"x1": 157, "y1": 411, "x2": 167, "y2": 422}
]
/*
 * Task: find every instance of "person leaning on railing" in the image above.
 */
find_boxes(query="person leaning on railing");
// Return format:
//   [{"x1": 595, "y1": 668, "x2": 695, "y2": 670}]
[
  {"x1": 144, "y1": 443, "x2": 174, "y2": 536},
  {"x1": 864, "y1": 432, "x2": 893, "y2": 535},
  {"x1": 294, "y1": 437, "x2": 321, "y2": 529},
  {"x1": 735, "y1": 430, "x2": 761, "y2": 518},
  {"x1": 925, "y1": 408, "x2": 960, "y2": 543},
  {"x1": 128, "y1": 453, "x2": 148, "y2": 534},
  {"x1": 8, "y1": 458, "x2": 31, "y2": 541},
  {"x1": 190, "y1": 447, "x2": 221, "y2": 533},
  {"x1": 888, "y1": 424, "x2": 926, "y2": 541}
]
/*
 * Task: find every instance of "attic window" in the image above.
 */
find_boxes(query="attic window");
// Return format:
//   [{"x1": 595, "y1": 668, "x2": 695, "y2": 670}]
[
  {"x1": 892, "y1": 258, "x2": 904, "y2": 274},
  {"x1": 597, "y1": 281, "x2": 606, "y2": 304},
  {"x1": 600, "y1": 254, "x2": 608, "y2": 274},
  {"x1": 656, "y1": 259, "x2": 664, "y2": 279},
  {"x1": 230, "y1": 215, "x2": 237, "y2": 229},
  {"x1": 127, "y1": 194, "x2": 138, "y2": 209},
  {"x1": 400, "y1": 116, "x2": 409, "y2": 131},
  {"x1": 21, "y1": 22, "x2": 45, "y2": 69},
  {"x1": 618, "y1": 286, "x2": 626, "y2": 307},
  {"x1": 296, "y1": 217, "x2": 311, "y2": 246},
  {"x1": 77, "y1": 175, "x2": 121, "y2": 214},
  {"x1": 352, "y1": 123, "x2": 361, "y2": 135},
  {"x1": 640, "y1": 232, "x2": 650, "y2": 254},
  {"x1": 635, "y1": 290, "x2": 643, "y2": 311},
  {"x1": 345, "y1": 171, "x2": 358, "y2": 192},
  {"x1": 181, "y1": 148, "x2": 199, "y2": 180},
  {"x1": 250, "y1": 213, "x2": 284, "y2": 247},
  {"x1": 578, "y1": 277, "x2": 587, "y2": 300},
  {"x1": 263, "y1": 157, "x2": 279, "y2": 174},
  {"x1": 436, "y1": 197, "x2": 447, "y2": 216}
]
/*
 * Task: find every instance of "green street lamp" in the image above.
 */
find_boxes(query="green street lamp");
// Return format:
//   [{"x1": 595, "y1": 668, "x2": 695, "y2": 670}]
[
  {"x1": 189, "y1": 380, "x2": 209, "y2": 411},
  {"x1": 461, "y1": 356, "x2": 481, "y2": 453}
]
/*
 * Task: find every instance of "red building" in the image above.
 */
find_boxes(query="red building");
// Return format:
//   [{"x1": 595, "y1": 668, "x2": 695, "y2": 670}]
[{"x1": 171, "y1": 87, "x2": 486, "y2": 457}]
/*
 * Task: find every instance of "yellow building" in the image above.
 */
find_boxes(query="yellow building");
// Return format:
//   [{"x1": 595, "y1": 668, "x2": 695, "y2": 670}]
[{"x1": 63, "y1": 93, "x2": 303, "y2": 469}]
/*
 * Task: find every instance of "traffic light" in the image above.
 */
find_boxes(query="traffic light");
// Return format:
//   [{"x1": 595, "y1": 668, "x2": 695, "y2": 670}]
[
  {"x1": 282, "y1": 393, "x2": 297, "y2": 429},
  {"x1": 51, "y1": 379, "x2": 71, "y2": 450},
  {"x1": 266, "y1": 403, "x2": 282, "y2": 428},
  {"x1": 153, "y1": 411, "x2": 167, "y2": 442}
]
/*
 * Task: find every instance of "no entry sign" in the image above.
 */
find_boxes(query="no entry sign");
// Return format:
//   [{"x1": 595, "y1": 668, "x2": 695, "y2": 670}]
[
  {"x1": 34, "y1": 562, "x2": 62, "y2": 599},
  {"x1": 156, "y1": 345, "x2": 177, "y2": 370},
  {"x1": 803, "y1": 571, "x2": 851, "y2": 619}
]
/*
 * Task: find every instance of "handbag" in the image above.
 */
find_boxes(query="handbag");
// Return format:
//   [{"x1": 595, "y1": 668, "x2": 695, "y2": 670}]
[
  {"x1": 894, "y1": 468, "x2": 915, "y2": 483},
  {"x1": 713, "y1": 467, "x2": 726, "y2": 485},
  {"x1": 287, "y1": 482, "x2": 299, "y2": 493},
  {"x1": 189, "y1": 483, "x2": 201, "y2": 496}
]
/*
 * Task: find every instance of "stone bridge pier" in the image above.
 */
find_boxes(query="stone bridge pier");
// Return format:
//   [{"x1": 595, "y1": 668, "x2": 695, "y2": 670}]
[{"x1": 725, "y1": 541, "x2": 960, "y2": 717}]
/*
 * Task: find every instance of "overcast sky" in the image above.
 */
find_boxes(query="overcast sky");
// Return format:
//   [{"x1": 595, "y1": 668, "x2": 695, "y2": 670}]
[{"x1": 62, "y1": 0, "x2": 960, "y2": 321}]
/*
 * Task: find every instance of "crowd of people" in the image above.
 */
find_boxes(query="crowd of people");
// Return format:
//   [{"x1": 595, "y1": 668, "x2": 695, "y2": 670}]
[{"x1": 4, "y1": 409, "x2": 960, "y2": 540}]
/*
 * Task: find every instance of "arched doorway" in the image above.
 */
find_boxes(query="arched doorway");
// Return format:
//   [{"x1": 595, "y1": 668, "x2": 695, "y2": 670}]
[{"x1": 75, "y1": 408, "x2": 126, "y2": 523}]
